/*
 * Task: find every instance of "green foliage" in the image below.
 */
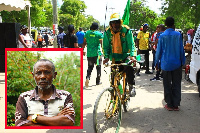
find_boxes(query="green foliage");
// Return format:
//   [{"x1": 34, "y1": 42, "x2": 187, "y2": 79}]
[
  {"x1": 1, "y1": 0, "x2": 53, "y2": 27},
  {"x1": 59, "y1": 0, "x2": 100, "y2": 31},
  {"x1": 7, "y1": 51, "x2": 81, "y2": 126},
  {"x1": 129, "y1": 0, "x2": 162, "y2": 33},
  {"x1": 161, "y1": 0, "x2": 200, "y2": 32}
]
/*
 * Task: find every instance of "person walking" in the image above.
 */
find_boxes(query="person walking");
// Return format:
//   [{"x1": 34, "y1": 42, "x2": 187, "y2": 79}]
[
  {"x1": 18, "y1": 25, "x2": 31, "y2": 48},
  {"x1": 57, "y1": 26, "x2": 66, "y2": 48},
  {"x1": 150, "y1": 25, "x2": 159, "y2": 73},
  {"x1": 63, "y1": 25, "x2": 78, "y2": 48},
  {"x1": 37, "y1": 32, "x2": 43, "y2": 48},
  {"x1": 76, "y1": 27, "x2": 85, "y2": 48},
  {"x1": 136, "y1": 23, "x2": 153, "y2": 75},
  {"x1": 155, "y1": 17, "x2": 185, "y2": 111},
  {"x1": 150, "y1": 24, "x2": 165, "y2": 81},
  {"x1": 83, "y1": 22, "x2": 103, "y2": 87},
  {"x1": 103, "y1": 13, "x2": 137, "y2": 97},
  {"x1": 44, "y1": 32, "x2": 49, "y2": 48}
]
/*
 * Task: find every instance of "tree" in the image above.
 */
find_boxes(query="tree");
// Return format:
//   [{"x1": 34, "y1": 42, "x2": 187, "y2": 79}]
[
  {"x1": 59, "y1": 0, "x2": 86, "y2": 30},
  {"x1": 129, "y1": 0, "x2": 162, "y2": 33},
  {"x1": 59, "y1": 0, "x2": 100, "y2": 31},
  {"x1": 1, "y1": 0, "x2": 53, "y2": 27},
  {"x1": 161, "y1": 0, "x2": 200, "y2": 32}
]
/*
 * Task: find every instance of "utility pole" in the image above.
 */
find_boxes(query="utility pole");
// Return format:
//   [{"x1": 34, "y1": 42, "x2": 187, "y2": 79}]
[{"x1": 52, "y1": 0, "x2": 58, "y2": 35}]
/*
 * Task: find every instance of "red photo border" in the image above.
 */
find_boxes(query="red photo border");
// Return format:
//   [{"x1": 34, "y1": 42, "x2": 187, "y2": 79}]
[{"x1": 5, "y1": 48, "x2": 83, "y2": 129}]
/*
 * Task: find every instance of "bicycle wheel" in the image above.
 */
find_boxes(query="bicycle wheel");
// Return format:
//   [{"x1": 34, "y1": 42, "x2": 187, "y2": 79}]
[
  {"x1": 93, "y1": 87, "x2": 122, "y2": 133},
  {"x1": 122, "y1": 73, "x2": 130, "y2": 112}
]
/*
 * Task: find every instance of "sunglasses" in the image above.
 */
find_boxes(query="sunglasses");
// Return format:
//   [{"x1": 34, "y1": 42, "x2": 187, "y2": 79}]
[{"x1": 110, "y1": 20, "x2": 120, "y2": 24}]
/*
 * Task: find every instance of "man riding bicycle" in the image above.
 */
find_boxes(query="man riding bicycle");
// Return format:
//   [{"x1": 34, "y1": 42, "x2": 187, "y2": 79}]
[{"x1": 103, "y1": 13, "x2": 137, "y2": 97}]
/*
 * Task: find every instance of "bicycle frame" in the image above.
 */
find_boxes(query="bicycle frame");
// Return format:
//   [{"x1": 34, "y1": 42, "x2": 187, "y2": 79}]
[{"x1": 106, "y1": 64, "x2": 129, "y2": 118}]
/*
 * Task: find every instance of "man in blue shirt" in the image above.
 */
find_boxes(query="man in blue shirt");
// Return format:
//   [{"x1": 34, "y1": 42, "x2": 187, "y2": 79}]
[
  {"x1": 76, "y1": 27, "x2": 85, "y2": 48},
  {"x1": 57, "y1": 26, "x2": 66, "y2": 48},
  {"x1": 155, "y1": 17, "x2": 185, "y2": 111}
]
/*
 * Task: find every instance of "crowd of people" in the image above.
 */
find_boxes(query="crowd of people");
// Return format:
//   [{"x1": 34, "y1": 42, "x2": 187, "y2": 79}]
[{"x1": 17, "y1": 13, "x2": 192, "y2": 112}]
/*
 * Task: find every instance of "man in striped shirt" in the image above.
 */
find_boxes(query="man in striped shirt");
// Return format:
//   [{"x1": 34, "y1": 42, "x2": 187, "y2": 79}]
[{"x1": 15, "y1": 59, "x2": 75, "y2": 126}]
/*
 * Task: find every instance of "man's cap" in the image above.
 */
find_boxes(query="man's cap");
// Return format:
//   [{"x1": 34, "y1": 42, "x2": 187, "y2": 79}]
[
  {"x1": 20, "y1": 25, "x2": 28, "y2": 30},
  {"x1": 58, "y1": 26, "x2": 64, "y2": 30},
  {"x1": 91, "y1": 22, "x2": 99, "y2": 30},
  {"x1": 143, "y1": 23, "x2": 148, "y2": 28},
  {"x1": 110, "y1": 13, "x2": 121, "y2": 22}
]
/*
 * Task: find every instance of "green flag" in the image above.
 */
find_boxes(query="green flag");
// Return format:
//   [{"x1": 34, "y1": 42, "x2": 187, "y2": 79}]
[{"x1": 122, "y1": 0, "x2": 130, "y2": 25}]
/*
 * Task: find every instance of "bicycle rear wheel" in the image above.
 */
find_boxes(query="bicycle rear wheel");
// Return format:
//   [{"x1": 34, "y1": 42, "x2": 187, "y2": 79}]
[{"x1": 93, "y1": 87, "x2": 122, "y2": 133}]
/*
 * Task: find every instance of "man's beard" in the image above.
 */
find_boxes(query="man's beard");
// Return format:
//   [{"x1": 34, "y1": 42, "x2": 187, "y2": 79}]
[{"x1": 35, "y1": 78, "x2": 53, "y2": 90}]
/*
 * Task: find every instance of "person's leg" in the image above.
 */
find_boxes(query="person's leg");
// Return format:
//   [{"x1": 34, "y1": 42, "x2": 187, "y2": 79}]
[
  {"x1": 171, "y1": 66, "x2": 182, "y2": 107},
  {"x1": 85, "y1": 57, "x2": 95, "y2": 87},
  {"x1": 124, "y1": 65, "x2": 136, "y2": 97},
  {"x1": 38, "y1": 41, "x2": 42, "y2": 48},
  {"x1": 162, "y1": 70, "x2": 173, "y2": 108},
  {"x1": 86, "y1": 57, "x2": 96, "y2": 80},
  {"x1": 96, "y1": 56, "x2": 102, "y2": 85},
  {"x1": 152, "y1": 50, "x2": 156, "y2": 72},
  {"x1": 46, "y1": 41, "x2": 49, "y2": 48},
  {"x1": 145, "y1": 50, "x2": 150, "y2": 72}
]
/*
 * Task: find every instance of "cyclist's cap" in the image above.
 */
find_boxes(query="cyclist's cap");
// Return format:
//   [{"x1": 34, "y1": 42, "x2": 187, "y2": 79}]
[
  {"x1": 21, "y1": 25, "x2": 28, "y2": 30},
  {"x1": 110, "y1": 13, "x2": 121, "y2": 22}
]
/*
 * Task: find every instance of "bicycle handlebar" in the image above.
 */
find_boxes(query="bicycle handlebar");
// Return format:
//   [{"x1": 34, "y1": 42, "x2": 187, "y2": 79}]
[{"x1": 104, "y1": 60, "x2": 133, "y2": 67}]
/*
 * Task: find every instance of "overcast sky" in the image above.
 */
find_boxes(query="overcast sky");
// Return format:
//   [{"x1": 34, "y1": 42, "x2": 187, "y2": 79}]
[{"x1": 58, "y1": 0, "x2": 162, "y2": 26}]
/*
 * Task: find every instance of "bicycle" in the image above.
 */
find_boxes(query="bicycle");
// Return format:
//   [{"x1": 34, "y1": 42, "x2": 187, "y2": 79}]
[{"x1": 93, "y1": 61, "x2": 135, "y2": 133}]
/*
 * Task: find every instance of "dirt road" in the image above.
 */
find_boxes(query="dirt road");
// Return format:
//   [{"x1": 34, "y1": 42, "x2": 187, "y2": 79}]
[{"x1": 47, "y1": 54, "x2": 200, "y2": 133}]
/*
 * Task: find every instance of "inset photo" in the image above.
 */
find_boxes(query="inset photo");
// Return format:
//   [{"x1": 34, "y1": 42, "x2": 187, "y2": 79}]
[{"x1": 5, "y1": 48, "x2": 83, "y2": 129}]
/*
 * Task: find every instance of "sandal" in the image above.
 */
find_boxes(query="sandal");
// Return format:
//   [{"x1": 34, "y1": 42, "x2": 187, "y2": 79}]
[
  {"x1": 164, "y1": 104, "x2": 173, "y2": 111},
  {"x1": 173, "y1": 107, "x2": 180, "y2": 111}
]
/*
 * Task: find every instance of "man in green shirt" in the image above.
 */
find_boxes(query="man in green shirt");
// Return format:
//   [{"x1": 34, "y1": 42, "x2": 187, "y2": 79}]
[
  {"x1": 103, "y1": 13, "x2": 137, "y2": 97},
  {"x1": 83, "y1": 22, "x2": 103, "y2": 87}
]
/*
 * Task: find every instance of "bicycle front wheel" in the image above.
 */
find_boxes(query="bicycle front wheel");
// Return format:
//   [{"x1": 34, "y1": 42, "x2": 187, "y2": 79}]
[{"x1": 93, "y1": 87, "x2": 122, "y2": 133}]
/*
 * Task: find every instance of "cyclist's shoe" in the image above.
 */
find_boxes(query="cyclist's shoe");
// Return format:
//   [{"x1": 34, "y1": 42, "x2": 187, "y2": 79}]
[
  {"x1": 129, "y1": 85, "x2": 136, "y2": 97},
  {"x1": 85, "y1": 79, "x2": 89, "y2": 88}
]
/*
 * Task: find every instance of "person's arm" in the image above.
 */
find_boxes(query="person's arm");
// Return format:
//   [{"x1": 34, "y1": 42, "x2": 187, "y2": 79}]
[
  {"x1": 74, "y1": 43, "x2": 79, "y2": 48},
  {"x1": 155, "y1": 37, "x2": 162, "y2": 67},
  {"x1": 18, "y1": 35, "x2": 28, "y2": 48},
  {"x1": 99, "y1": 39, "x2": 103, "y2": 48},
  {"x1": 103, "y1": 31, "x2": 110, "y2": 64},
  {"x1": 23, "y1": 106, "x2": 74, "y2": 126},
  {"x1": 74, "y1": 36, "x2": 79, "y2": 48},
  {"x1": 180, "y1": 34, "x2": 186, "y2": 66},
  {"x1": 15, "y1": 96, "x2": 34, "y2": 126},
  {"x1": 82, "y1": 38, "x2": 87, "y2": 56}
]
